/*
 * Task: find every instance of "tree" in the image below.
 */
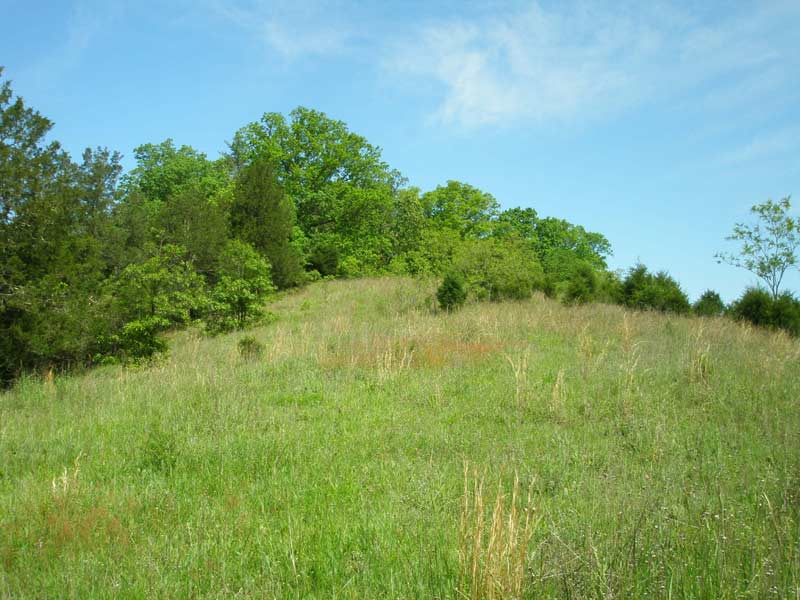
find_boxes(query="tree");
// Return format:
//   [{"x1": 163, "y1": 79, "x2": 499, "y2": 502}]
[
  {"x1": 693, "y1": 290, "x2": 726, "y2": 317},
  {"x1": 422, "y1": 181, "x2": 500, "y2": 240},
  {"x1": 729, "y1": 287, "x2": 800, "y2": 337},
  {"x1": 453, "y1": 237, "x2": 544, "y2": 301},
  {"x1": 531, "y1": 217, "x2": 612, "y2": 271},
  {"x1": 621, "y1": 264, "x2": 690, "y2": 314},
  {"x1": 717, "y1": 197, "x2": 798, "y2": 299},
  {"x1": 229, "y1": 108, "x2": 405, "y2": 275},
  {"x1": 1, "y1": 68, "x2": 113, "y2": 381},
  {"x1": 124, "y1": 139, "x2": 228, "y2": 203},
  {"x1": 205, "y1": 240, "x2": 274, "y2": 333},
  {"x1": 229, "y1": 156, "x2": 303, "y2": 289},
  {"x1": 437, "y1": 272, "x2": 467, "y2": 312},
  {"x1": 156, "y1": 181, "x2": 229, "y2": 279}
]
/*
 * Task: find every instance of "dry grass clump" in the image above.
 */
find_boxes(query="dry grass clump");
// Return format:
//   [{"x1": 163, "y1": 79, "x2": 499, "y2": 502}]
[{"x1": 458, "y1": 464, "x2": 538, "y2": 600}]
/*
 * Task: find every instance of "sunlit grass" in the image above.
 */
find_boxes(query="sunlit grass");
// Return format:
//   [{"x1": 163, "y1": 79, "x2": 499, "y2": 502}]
[{"x1": 1, "y1": 277, "x2": 799, "y2": 598}]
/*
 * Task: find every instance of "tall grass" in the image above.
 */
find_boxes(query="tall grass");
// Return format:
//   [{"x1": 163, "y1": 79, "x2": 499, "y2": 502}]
[
  {"x1": 458, "y1": 465, "x2": 537, "y2": 599},
  {"x1": 1, "y1": 276, "x2": 799, "y2": 598}
]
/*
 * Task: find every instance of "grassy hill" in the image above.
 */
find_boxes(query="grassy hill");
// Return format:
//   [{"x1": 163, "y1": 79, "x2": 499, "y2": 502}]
[{"x1": 1, "y1": 277, "x2": 799, "y2": 598}]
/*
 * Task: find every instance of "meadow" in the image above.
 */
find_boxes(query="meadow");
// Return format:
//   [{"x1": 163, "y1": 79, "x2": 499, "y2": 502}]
[{"x1": 1, "y1": 277, "x2": 798, "y2": 599}]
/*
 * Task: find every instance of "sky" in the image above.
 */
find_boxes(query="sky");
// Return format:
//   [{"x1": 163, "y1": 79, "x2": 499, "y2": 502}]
[{"x1": 2, "y1": 0, "x2": 799, "y2": 302}]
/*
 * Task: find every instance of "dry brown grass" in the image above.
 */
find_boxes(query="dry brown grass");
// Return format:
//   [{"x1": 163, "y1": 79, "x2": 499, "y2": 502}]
[{"x1": 458, "y1": 464, "x2": 538, "y2": 600}]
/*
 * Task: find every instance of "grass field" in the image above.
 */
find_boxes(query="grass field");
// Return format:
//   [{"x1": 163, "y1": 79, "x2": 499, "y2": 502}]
[{"x1": 1, "y1": 277, "x2": 799, "y2": 598}]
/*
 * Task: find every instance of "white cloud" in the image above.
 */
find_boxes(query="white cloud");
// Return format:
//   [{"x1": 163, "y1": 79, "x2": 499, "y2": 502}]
[
  {"x1": 24, "y1": 1, "x2": 122, "y2": 87},
  {"x1": 716, "y1": 128, "x2": 800, "y2": 168},
  {"x1": 386, "y1": 1, "x2": 800, "y2": 128},
  {"x1": 211, "y1": 1, "x2": 353, "y2": 59}
]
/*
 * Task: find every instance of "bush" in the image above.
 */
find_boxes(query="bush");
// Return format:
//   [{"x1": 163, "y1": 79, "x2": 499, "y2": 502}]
[
  {"x1": 621, "y1": 264, "x2": 690, "y2": 314},
  {"x1": 729, "y1": 288, "x2": 772, "y2": 327},
  {"x1": 453, "y1": 238, "x2": 544, "y2": 302},
  {"x1": 730, "y1": 288, "x2": 800, "y2": 336},
  {"x1": 693, "y1": 290, "x2": 726, "y2": 317},
  {"x1": 437, "y1": 273, "x2": 467, "y2": 312},
  {"x1": 238, "y1": 336, "x2": 264, "y2": 360},
  {"x1": 204, "y1": 241, "x2": 274, "y2": 334},
  {"x1": 308, "y1": 237, "x2": 340, "y2": 277},
  {"x1": 563, "y1": 263, "x2": 598, "y2": 305},
  {"x1": 116, "y1": 316, "x2": 170, "y2": 361},
  {"x1": 770, "y1": 293, "x2": 800, "y2": 336}
]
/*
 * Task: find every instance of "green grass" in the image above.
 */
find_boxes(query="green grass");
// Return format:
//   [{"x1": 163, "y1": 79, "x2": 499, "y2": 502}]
[{"x1": 1, "y1": 277, "x2": 799, "y2": 598}]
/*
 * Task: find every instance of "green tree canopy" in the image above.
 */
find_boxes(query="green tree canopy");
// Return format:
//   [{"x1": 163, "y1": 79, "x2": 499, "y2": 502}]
[
  {"x1": 229, "y1": 107, "x2": 404, "y2": 274},
  {"x1": 422, "y1": 181, "x2": 500, "y2": 240},
  {"x1": 693, "y1": 290, "x2": 726, "y2": 317},
  {"x1": 621, "y1": 264, "x2": 690, "y2": 314},
  {"x1": 124, "y1": 139, "x2": 229, "y2": 203},
  {"x1": 716, "y1": 197, "x2": 798, "y2": 299},
  {"x1": 230, "y1": 156, "x2": 303, "y2": 289}
]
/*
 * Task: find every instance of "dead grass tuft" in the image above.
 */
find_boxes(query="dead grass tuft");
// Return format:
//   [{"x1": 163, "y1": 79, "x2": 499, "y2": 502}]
[{"x1": 458, "y1": 464, "x2": 538, "y2": 600}]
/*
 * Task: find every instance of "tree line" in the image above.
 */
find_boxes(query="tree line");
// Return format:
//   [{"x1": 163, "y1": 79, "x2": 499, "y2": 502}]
[{"x1": 0, "y1": 68, "x2": 797, "y2": 385}]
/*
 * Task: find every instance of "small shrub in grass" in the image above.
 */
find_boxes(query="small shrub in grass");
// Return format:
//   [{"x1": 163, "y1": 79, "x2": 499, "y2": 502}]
[
  {"x1": 437, "y1": 273, "x2": 467, "y2": 312},
  {"x1": 238, "y1": 336, "x2": 264, "y2": 360},
  {"x1": 770, "y1": 292, "x2": 800, "y2": 336},
  {"x1": 141, "y1": 424, "x2": 178, "y2": 473}
]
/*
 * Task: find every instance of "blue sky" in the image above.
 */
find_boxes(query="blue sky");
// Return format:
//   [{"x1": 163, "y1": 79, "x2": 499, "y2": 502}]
[{"x1": 2, "y1": 0, "x2": 799, "y2": 301}]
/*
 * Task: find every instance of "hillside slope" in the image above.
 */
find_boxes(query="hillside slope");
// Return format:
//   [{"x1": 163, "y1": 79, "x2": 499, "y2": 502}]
[{"x1": 1, "y1": 277, "x2": 799, "y2": 598}]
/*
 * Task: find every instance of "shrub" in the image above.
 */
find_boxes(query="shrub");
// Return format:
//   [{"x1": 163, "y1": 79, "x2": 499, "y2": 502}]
[
  {"x1": 116, "y1": 316, "x2": 170, "y2": 361},
  {"x1": 621, "y1": 264, "x2": 690, "y2": 313},
  {"x1": 729, "y1": 288, "x2": 772, "y2": 327},
  {"x1": 693, "y1": 290, "x2": 726, "y2": 317},
  {"x1": 453, "y1": 238, "x2": 544, "y2": 301},
  {"x1": 308, "y1": 237, "x2": 340, "y2": 277},
  {"x1": 238, "y1": 336, "x2": 264, "y2": 360},
  {"x1": 770, "y1": 292, "x2": 800, "y2": 336},
  {"x1": 111, "y1": 244, "x2": 207, "y2": 327},
  {"x1": 595, "y1": 270, "x2": 624, "y2": 304},
  {"x1": 730, "y1": 288, "x2": 800, "y2": 336},
  {"x1": 563, "y1": 263, "x2": 598, "y2": 305},
  {"x1": 204, "y1": 241, "x2": 274, "y2": 334},
  {"x1": 437, "y1": 273, "x2": 467, "y2": 312}
]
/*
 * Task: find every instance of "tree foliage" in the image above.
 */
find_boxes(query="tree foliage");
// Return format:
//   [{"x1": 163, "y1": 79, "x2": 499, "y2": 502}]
[
  {"x1": 453, "y1": 238, "x2": 544, "y2": 301},
  {"x1": 436, "y1": 273, "x2": 467, "y2": 312},
  {"x1": 621, "y1": 264, "x2": 690, "y2": 314},
  {"x1": 717, "y1": 197, "x2": 798, "y2": 299},
  {"x1": 693, "y1": 290, "x2": 726, "y2": 317},
  {"x1": 205, "y1": 240, "x2": 274, "y2": 333},
  {"x1": 423, "y1": 181, "x2": 500, "y2": 240},
  {"x1": 229, "y1": 156, "x2": 303, "y2": 289},
  {"x1": 8, "y1": 68, "x2": 791, "y2": 383},
  {"x1": 729, "y1": 287, "x2": 800, "y2": 337}
]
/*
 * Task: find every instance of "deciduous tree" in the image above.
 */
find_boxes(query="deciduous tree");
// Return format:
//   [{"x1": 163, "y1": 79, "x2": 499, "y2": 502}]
[{"x1": 717, "y1": 197, "x2": 798, "y2": 299}]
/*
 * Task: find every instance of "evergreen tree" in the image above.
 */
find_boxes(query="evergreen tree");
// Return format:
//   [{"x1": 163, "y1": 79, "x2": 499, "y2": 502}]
[
  {"x1": 437, "y1": 272, "x2": 467, "y2": 312},
  {"x1": 230, "y1": 157, "x2": 303, "y2": 289},
  {"x1": 693, "y1": 290, "x2": 726, "y2": 317}
]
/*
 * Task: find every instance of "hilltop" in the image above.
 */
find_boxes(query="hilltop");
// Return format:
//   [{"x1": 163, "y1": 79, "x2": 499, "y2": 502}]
[{"x1": 1, "y1": 277, "x2": 799, "y2": 598}]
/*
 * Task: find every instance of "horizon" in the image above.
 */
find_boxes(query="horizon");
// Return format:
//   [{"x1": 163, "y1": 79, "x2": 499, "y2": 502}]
[{"x1": 3, "y1": 0, "x2": 799, "y2": 302}]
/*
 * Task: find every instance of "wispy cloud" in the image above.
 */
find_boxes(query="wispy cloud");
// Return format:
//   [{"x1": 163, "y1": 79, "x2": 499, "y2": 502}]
[
  {"x1": 386, "y1": 1, "x2": 800, "y2": 128},
  {"x1": 716, "y1": 127, "x2": 800, "y2": 168},
  {"x1": 209, "y1": 1, "x2": 353, "y2": 59},
  {"x1": 25, "y1": 0, "x2": 122, "y2": 88}
]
